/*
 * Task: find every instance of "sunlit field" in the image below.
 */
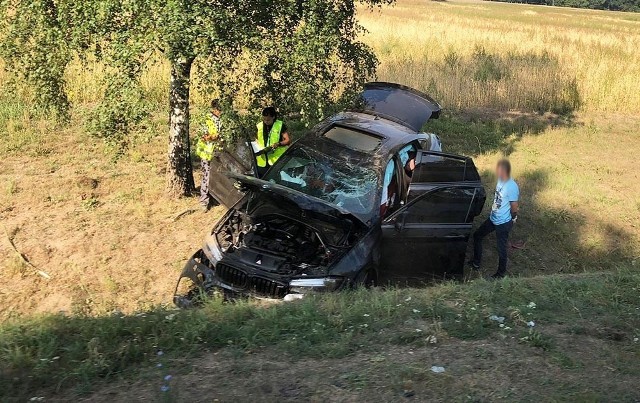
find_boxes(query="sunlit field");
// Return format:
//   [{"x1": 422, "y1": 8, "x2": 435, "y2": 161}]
[{"x1": 360, "y1": 0, "x2": 640, "y2": 113}]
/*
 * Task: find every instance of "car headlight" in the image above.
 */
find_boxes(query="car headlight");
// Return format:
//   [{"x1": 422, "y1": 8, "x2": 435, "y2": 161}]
[
  {"x1": 289, "y1": 277, "x2": 344, "y2": 293},
  {"x1": 202, "y1": 234, "x2": 223, "y2": 265}
]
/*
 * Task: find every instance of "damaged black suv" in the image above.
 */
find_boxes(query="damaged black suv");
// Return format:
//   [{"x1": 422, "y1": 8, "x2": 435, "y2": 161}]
[{"x1": 174, "y1": 83, "x2": 486, "y2": 307}]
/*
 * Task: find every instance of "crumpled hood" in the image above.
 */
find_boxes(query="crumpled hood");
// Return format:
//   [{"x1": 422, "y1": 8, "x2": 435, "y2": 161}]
[{"x1": 227, "y1": 173, "x2": 367, "y2": 226}]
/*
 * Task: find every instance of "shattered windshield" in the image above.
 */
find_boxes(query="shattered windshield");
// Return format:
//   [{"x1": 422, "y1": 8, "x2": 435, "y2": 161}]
[{"x1": 263, "y1": 146, "x2": 379, "y2": 218}]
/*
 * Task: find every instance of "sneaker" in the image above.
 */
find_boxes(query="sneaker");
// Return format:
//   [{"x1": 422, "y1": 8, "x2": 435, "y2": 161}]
[
  {"x1": 490, "y1": 272, "x2": 505, "y2": 280},
  {"x1": 468, "y1": 260, "x2": 481, "y2": 271}
]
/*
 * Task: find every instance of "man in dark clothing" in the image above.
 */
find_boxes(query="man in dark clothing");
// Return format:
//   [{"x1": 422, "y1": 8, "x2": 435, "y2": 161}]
[
  {"x1": 470, "y1": 159, "x2": 520, "y2": 279},
  {"x1": 254, "y1": 107, "x2": 291, "y2": 178}
]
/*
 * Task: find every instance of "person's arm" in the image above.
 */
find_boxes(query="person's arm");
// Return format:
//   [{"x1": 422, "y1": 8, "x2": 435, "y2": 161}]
[
  {"x1": 203, "y1": 119, "x2": 220, "y2": 142},
  {"x1": 274, "y1": 131, "x2": 291, "y2": 148},
  {"x1": 510, "y1": 201, "x2": 519, "y2": 222}
]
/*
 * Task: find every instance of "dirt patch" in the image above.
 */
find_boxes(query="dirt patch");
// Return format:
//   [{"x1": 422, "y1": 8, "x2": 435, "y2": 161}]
[{"x1": 0, "y1": 132, "x2": 224, "y2": 319}]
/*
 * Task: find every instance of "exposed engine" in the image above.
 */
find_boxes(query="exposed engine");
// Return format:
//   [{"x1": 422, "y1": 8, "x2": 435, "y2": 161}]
[{"x1": 216, "y1": 210, "x2": 345, "y2": 275}]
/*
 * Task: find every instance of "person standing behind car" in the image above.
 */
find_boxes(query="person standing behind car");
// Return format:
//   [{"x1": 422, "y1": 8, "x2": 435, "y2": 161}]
[
  {"x1": 195, "y1": 99, "x2": 224, "y2": 211},
  {"x1": 470, "y1": 159, "x2": 519, "y2": 279},
  {"x1": 255, "y1": 107, "x2": 291, "y2": 178}
]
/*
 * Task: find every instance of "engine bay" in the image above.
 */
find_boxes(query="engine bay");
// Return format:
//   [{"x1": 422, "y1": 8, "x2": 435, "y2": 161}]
[{"x1": 216, "y1": 210, "x2": 353, "y2": 275}]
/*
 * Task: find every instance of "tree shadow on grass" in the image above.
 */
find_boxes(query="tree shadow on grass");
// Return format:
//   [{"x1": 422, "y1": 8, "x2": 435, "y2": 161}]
[
  {"x1": 465, "y1": 167, "x2": 637, "y2": 280},
  {"x1": 424, "y1": 108, "x2": 579, "y2": 158}
]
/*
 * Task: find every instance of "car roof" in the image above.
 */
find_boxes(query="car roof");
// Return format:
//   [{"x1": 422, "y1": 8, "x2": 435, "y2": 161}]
[{"x1": 299, "y1": 111, "x2": 420, "y2": 162}]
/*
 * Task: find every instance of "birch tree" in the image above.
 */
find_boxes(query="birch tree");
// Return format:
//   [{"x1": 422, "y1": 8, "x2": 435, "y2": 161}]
[{"x1": 0, "y1": 0, "x2": 393, "y2": 196}]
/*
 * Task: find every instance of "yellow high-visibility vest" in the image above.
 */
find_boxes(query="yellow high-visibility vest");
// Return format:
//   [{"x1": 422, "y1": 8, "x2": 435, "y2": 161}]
[
  {"x1": 256, "y1": 120, "x2": 287, "y2": 167},
  {"x1": 196, "y1": 114, "x2": 220, "y2": 161}
]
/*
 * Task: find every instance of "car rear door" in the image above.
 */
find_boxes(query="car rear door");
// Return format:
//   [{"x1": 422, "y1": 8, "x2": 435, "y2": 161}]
[{"x1": 378, "y1": 151, "x2": 485, "y2": 284}]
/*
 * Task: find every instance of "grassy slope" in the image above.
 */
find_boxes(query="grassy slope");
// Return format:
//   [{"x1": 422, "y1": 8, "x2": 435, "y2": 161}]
[
  {"x1": 1, "y1": 0, "x2": 640, "y2": 400},
  {"x1": 2, "y1": 271, "x2": 639, "y2": 401}
]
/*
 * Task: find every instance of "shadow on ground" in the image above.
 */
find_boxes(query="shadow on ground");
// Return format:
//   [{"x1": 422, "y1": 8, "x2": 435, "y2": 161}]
[
  {"x1": 465, "y1": 166, "x2": 637, "y2": 280},
  {"x1": 424, "y1": 108, "x2": 578, "y2": 158}
]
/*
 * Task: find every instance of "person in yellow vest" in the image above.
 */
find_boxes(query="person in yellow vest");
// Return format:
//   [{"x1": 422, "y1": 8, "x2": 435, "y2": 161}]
[
  {"x1": 195, "y1": 99, "x2": 223, "y2": 211},
  {"x1": 255, "y1": 106, "x2": 291, "y2": 178}
]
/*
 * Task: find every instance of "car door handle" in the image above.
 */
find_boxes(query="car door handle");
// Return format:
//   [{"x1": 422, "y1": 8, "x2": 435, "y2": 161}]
[{"x1": 444, "y1": 234, "x2": 465, "y2": 239}]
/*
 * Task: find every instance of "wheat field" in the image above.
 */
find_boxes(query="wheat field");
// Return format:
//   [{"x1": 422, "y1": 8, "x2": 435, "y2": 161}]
[{"x1": 359, "y1": 0, "x2": 640, "y2": 113}]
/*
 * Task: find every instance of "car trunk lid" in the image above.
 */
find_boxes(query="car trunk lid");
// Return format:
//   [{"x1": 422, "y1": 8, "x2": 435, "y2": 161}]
[{"x1": 354, "y1": 82, "x2": 441, "y2": 132}]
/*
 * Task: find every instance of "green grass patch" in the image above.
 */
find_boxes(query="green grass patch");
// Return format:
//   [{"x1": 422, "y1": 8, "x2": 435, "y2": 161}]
[{"x1": 1, "y1": 269, "x2": 639, "y2": 399}]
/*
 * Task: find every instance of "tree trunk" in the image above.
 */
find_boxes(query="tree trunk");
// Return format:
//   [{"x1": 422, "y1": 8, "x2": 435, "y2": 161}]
[{"x1": 166, "y1": 57, "x2": 196, "y2": 197}]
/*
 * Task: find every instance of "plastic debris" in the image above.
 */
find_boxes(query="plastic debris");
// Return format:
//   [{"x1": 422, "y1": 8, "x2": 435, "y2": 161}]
[
  {"x1": 527, "y1": 302, "x2": 537, "y2": 309},
  {"x1": 160, "y1": 385, "x2": 170, "y2": 392},
  {"x1": 363, "y1": 314, "x2": 370, "y2": 317},
  {"x1": 412, "y1": 309, "x2": 421, "y2": 313},
  {"x1": 415, "y1": 329, "x2": 423, "y2": 333},
  {"x1": 430, "y1": 366, "x2": 446, "y2": 373},
  {"x1": 283, "y1": 294, "x2": 304, "y2": 302},
  {"x1": 527, "y1": 321, "x2": 535, "y2": 327},
  {"x1": 404, "y1": 296, "x2": 412, "y2": 302},
  {"x1": 164, "y1": 375, "x2": 173, "y2": 381},
  {"x1": 489, "y1": 315, "x2": 505, "y2": 323}
]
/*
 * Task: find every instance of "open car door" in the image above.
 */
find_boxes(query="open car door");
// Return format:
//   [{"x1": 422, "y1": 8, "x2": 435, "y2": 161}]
[
  {"x1": 354, "y1": 82, "x2": 441, "y2": 132},
  {"x1": 206, "y1": 138, "x2": 255, "y2": 209},
  {"x1": 378, "y1": 151, "x2": 486, "y2": 285}
]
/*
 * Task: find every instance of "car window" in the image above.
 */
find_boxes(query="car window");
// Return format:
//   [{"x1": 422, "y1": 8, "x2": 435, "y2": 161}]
[
  {"x1": 403, "y1": 187, "x2": 477, "y2": 224},
  {"x1": 264, "y1": 146, "x2": 378, "y2": 216},
  {"x1": 323, "y1": 126, "x2": 382, "y2": 152},
  {"x1": 412, "y1": 152, "x2": 479, "y2": 183}
]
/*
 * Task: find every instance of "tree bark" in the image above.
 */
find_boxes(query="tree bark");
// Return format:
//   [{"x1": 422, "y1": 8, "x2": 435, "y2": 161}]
[{"x1": 166, "y1": 56, "x2": 196, "y2": 197}]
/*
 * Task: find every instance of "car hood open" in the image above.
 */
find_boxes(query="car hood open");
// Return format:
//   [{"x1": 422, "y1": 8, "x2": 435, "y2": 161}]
[{"x1": 227, "y1": 173, "x2": 368, "y2": 226}]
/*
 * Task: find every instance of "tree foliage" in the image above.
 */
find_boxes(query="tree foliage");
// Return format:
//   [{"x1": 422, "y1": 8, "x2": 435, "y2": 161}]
[{"x1": 0, "y1": 0, "x2": 394, "y2": 195}]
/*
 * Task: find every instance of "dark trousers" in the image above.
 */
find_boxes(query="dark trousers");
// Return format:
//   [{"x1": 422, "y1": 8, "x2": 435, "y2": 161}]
[
  {"x1": 472, "y1": 218, "x2": 513, "y2": 275},
  {"x1": 199, "y1": 160, "x2": 211, "y2": 207}
]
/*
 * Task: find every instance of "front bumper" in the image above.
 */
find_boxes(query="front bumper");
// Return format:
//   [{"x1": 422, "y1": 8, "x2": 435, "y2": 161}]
[
  {"x1": 173, "y1": 249, "x2": 347, "y2": 308},
  {"x1": 173, "y1": 249, "x2": 291, "y2": 307}
]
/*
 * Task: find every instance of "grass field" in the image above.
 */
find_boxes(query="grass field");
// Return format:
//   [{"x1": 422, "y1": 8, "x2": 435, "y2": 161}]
[
  {"x1": 1, "y1": 0, "x2": 639, "y2": 400},
  {"x1": 360, "y1": 0, "x2": 640, "y2": 113}
]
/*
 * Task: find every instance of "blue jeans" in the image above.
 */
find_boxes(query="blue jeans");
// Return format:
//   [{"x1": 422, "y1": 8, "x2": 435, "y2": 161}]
[{"x1": 472, "y1": 218, "x2": 513, "y2": 276}]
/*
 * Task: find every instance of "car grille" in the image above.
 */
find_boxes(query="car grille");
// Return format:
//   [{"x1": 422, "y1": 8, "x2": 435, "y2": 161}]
[
  {"x1": 216, "y1": 263, "x2": 248, "y2": 287},
  {"x1": 216, "y1": 263, "x2": 288, "y2": 298}
]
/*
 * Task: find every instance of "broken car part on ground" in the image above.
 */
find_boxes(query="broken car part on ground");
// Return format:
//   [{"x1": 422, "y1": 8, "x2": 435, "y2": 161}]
[{"x1": 174, "y1": 83, "x2": 486, "y2": 307}]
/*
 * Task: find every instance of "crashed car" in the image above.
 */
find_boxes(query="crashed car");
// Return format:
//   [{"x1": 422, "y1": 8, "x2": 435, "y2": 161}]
[{"x1": 174, "y1": 83, "x2": 486, "y2": 307}]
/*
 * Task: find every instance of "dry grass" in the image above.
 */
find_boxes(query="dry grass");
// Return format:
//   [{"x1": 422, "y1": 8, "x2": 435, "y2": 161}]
[{"x1": 360, "y1": 0, "x2": 640, "y2": 113}]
